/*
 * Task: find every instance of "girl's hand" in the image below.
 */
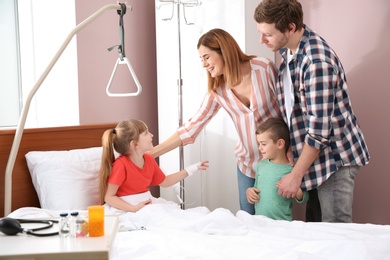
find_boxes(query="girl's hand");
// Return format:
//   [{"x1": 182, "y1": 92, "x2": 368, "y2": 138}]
[
  {"x1": 136, "y1": 198, "x2": 152, "y2": 211},
  {"x1": 185, "y1": 160, "x2": 209, "y2": 176}
]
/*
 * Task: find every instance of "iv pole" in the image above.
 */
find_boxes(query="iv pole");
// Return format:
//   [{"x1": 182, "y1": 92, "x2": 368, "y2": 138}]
[
  {"x1": 4, "y1": 3, "x2": 137, "y2": 216},
  {"x1": 176, "y1": 1, "x2": 185, "y2": 210},
  {"x1": 156, "y1": 0, "x2": 201, "y2": 209}
]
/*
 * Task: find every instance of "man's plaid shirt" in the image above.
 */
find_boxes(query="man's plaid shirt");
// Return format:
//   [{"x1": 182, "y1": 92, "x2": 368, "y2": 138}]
[{"x1": 277, "y1": 25, "x2": 370, "y2": 191}]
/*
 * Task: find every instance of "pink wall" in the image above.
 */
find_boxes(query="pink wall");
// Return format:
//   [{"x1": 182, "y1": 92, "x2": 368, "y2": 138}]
[
  {"x1": 293, "y1": 0, "x2": 390, "y2": 224},
  {"x1": 75, "y1": 1, "x2": 390, "y2": 224},
  {"x1": 75, "y1": 0, "x2": 158, "y2": 138}
]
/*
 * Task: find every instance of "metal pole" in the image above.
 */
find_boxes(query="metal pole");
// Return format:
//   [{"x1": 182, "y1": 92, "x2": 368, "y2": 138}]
[{"x1": 176, "y1": 1, "x2": 185, "y2": 209}]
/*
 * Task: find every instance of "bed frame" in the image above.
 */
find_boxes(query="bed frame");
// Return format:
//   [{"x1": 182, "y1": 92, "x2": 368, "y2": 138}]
[{"x1": 0, "y1": 123, "x2": 115, "y2": 217}]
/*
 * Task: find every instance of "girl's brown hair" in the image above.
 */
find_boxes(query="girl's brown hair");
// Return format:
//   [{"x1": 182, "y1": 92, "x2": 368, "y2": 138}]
[
  {"x1": 197, "y1": 28, "x2": 255, "y2": 92},
  {"x1": 98, "y1": 119, "x2": 147, "y2": 204}
]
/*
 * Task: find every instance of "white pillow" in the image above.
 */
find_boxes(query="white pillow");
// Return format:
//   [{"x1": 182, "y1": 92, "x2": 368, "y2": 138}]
[{"x1": 25, "y1": 147, "x2": 103, "y2": 210}]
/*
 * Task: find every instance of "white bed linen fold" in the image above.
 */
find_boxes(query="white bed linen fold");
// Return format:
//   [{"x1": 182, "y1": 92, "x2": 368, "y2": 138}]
[{"x1": 112, "y1": 204, "x2": 390, "y2": 260}]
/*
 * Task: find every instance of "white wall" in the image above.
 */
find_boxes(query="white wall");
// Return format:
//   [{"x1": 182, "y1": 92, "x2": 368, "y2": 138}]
[
  {"x1": 156, "y1": 0, "x2": 273, "y2": 212},
  {"x1": 244, "y1": 1, "x2": 273, "y2": 60},
  {"x1": 298, "y1": 0, "x2": 390, "y2": 224}
]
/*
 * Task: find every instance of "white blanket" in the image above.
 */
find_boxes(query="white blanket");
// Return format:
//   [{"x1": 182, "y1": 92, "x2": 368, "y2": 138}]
[
  {"x1": 7, "y1": 204, "x2": 390, "y2": 260},
  {"x1": 111, "y1": 204, "x2": 390, "y2": 260}
]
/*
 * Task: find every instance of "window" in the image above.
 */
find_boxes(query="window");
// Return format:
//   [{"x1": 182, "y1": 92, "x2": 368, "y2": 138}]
[
  {"x1": 0, "y1": 0, "x2": 79, "y2": 128},
  {"x1": 0, "y1": 0, "x2": 22, "y2": 127}
]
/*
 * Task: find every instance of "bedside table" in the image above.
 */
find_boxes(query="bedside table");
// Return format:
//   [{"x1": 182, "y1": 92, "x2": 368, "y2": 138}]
[{"x1": 0, "y1": 215, "x2": 119, "y2": 260}]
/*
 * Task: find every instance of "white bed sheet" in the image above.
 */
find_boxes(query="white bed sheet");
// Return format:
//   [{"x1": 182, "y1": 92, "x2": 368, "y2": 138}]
[{"x1": 7, "y1": 204, "x2": 390, "y2": 260}]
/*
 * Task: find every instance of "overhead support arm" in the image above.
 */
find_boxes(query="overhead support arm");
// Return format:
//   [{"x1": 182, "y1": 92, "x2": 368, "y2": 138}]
[{"x1": 4, "y1": 3, "x2": 134, "y2": 217}]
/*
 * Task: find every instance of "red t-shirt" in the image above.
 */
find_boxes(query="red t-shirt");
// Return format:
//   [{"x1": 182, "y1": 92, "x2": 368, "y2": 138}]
[{"x1": 108, "y1": 154, "x2": 166, "y2": 196}]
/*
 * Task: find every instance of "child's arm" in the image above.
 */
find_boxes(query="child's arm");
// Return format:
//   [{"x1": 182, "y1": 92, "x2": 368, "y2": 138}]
[
  {"x1": 295, "y1": 188, "x2": 309, "y2": 204},
  {"x1": 160, "y1": 160, "x2": 209, "y2": 187},
  {"x1": 105, "y1": 183, "x2": 151, "y2": 212},
  {"x1": 246, "y1": 187, "x2": 260, "y2": 204}
]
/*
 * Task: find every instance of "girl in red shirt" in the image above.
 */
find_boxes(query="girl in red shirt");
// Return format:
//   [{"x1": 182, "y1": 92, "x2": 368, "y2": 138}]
[{"x1": 99, "y1": 119, "x2": 208, "y2": 212}]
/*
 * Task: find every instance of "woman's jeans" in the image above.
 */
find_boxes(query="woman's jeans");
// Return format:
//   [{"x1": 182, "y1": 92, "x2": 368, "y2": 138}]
[{"x1": 237, "y1": 167, "x2": 255, "y2": 215}]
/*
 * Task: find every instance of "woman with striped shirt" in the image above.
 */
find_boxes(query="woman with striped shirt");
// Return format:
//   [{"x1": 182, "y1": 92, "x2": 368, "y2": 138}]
[{"x1": 150, "y1": 28, "x2": 280, "y2": 214}]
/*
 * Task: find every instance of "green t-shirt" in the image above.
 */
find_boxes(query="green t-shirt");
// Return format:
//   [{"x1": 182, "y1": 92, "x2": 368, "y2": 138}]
[{"x1": 254, "y1": 159, "x2": 308, "y2": 221}]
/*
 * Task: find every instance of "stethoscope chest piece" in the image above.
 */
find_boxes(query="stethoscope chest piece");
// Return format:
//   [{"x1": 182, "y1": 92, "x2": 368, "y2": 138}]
[
  {"x1": 0, "y1": 218, "x2": 23, "y2": 235},
  {"x1": 0, "y1": 217, "x2": 58, "y2": 236}
]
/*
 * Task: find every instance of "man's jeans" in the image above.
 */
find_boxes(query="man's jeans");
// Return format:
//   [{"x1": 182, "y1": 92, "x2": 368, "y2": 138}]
[{"x1": 317, "y1": 165, "x2": 360, "y2": 223}]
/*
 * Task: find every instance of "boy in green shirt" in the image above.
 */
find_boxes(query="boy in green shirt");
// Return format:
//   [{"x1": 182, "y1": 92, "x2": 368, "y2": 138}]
[{"x1": 246, "y1": 118, "x2": 308, "y2": 220}]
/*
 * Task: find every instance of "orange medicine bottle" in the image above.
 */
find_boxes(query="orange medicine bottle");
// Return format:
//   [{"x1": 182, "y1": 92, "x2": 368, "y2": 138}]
[{"x1": 87, "y1": 205, "x2": 104, "y2": 237}]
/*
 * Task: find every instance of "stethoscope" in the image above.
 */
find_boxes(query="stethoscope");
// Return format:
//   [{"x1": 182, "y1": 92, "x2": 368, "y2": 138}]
[{"x1": 0, "y1": 217, "x2": 59, "y2": 237}]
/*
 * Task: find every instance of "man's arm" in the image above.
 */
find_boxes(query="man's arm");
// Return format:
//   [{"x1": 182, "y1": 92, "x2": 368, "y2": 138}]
[{"x1": 277, "y1": 144, "x2": 319, "y2": 198}]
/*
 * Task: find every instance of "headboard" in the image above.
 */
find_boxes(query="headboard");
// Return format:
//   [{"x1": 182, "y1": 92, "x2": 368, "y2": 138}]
[{"x1": 0, "y1": 123, "x2": 117, "y2": 217}]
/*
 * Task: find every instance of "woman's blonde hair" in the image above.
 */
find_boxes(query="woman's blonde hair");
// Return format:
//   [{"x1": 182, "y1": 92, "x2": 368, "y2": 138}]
[
  {"x1": 197, "y1": 28, "x2": 255, "y2": 92},
  {"x1": 98, "y1": 119, "x2": 148, "y2": 204}
]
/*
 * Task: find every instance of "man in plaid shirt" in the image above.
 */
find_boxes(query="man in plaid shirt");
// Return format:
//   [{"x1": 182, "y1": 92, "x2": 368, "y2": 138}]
[{"x1": 253, "y1": 0, "x2": 370, "y2": 222}]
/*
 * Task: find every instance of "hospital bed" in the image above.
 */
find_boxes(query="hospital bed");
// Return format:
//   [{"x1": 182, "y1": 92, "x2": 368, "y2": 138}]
[{"x1": 1, "y1": 123, "x2": 390, "y2": 260}]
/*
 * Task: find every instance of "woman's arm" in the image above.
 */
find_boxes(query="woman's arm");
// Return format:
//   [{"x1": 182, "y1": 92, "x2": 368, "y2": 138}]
[
  {"x1": 148, "y1": 131, "x2": 182, "y2": 158},
  {"x1": 149, "y1": 94, "x2": 220, "y2": 159}
]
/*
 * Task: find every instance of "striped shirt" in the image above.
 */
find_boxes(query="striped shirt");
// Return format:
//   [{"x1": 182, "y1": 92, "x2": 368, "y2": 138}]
[
  {"x1": 178, "y1": 57, "x2": 281, "y2": 178},
  {"x1": 277, "y1": 25, "x2": 370, "y2": 190}
]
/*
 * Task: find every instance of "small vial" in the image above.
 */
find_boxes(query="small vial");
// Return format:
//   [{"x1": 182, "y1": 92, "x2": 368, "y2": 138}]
[
  {"x1": 59, "y1": 213, "x2": 70, "y2": 237},
  {"x1": 69, "y1": 212, "x2": 79, "y2": 237},
  {"x1": 75, "y1": 218, "x2": 86, "y2": 237}
]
